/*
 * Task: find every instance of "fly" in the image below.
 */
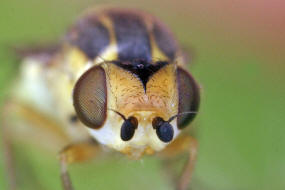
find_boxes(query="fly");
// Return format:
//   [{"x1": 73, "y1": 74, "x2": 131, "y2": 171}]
[{"x1": 2, "y1": 7, "x2": 200, "y2": 190}]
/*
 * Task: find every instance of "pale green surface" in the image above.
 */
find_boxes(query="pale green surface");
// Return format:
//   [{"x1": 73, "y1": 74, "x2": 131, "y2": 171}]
[{"x1": 0, "y1": 0, "x2": 285, "y2": 190}]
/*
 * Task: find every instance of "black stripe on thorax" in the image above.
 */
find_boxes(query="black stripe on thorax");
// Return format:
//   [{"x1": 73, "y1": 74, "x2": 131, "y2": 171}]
[
  {"x1": 108, "y1": 12, "x2": 152, "y2": 62},
  {"x1": 152, "y1": 21, "x2": 178, "y2": 61},
  {"x1": 66, "y1": 16, "x2": 110, "y2": 59}
]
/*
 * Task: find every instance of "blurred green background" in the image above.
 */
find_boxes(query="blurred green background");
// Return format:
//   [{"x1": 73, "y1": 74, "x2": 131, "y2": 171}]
[{"x1": 1, "y1": 0, "x2": 285, "y2": 190}]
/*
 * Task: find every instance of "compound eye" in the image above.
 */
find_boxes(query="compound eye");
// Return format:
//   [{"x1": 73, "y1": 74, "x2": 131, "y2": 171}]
[
  {"x1": 120, "y1": 116, "x2": 138, "y2": 141},
  {"x1": 73, "y1": 66, "x2": 107, "y2": 129},
  {"x1": 152, "y1": 117, "x2": 174, "y2": 143},
  {"x1": 177, "y1": 67, "x2": 200, "y2": 129}
]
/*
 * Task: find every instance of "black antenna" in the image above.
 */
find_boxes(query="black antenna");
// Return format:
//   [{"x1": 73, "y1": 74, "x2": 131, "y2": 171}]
[
  {"x1": 108, "y1": 108, "x2": 126, "y2": 121},
  {"x1": 168, "y1": 111, "x2": 197, "y2": 123}
]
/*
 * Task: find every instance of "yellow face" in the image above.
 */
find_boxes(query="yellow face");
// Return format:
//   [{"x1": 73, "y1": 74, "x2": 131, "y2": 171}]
[
  {"x1": 107, "y1": 62, "x2": 179, "y2": 158},
  {"x1": 105, "y1": 63, "x2": 178, "y2": 119},
  {"x1": 73, "y1": 61, "x2": 180, "y2": 158}
]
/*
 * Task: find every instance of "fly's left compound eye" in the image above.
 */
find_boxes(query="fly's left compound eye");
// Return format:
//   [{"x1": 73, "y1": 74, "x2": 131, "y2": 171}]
[
  {"x1": 152, "y1": 117, "x2": 174, "y2": 143},
  {"x1": 121, "y1": 116, "x2": 138, "y2": 141},
  {"x1": 177, "y1": 67, "x2": 200, "y2": 129}
]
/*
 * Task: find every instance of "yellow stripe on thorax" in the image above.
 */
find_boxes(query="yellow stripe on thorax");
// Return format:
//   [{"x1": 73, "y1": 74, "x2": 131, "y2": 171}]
[
  {"x1": 67, "y1": 47, "x2": 89, "y2": 72},
  {"x1": 143, "y1": 17, "x2": 170, "y2": 62},
  {"x1": 96, "y1": 15, "x2": 118, "y2": 63}
]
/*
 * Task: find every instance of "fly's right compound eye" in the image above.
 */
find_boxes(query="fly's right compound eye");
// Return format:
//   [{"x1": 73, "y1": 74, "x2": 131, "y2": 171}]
[
  {"x1": 152, "y1": 117, "x2": 174, "y2": 143},
  {"x1": 73, "y1": 65, "x2": 107, "y2": 129},
  {"x1": 121, "y1": 116, "x2": 138, "y2": 141}
]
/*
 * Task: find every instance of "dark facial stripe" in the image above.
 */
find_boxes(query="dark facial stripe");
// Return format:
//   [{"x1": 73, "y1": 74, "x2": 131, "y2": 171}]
[
  {"x1": 66, "y1": 17, "x2": 110, "y2": 59},
  {"x1": 112, "y1": 60, "x2": 169, "y2": 91},
  {"x1": 108, "y1": 12, "x2": 152, "y2": 62},
  {"x1": 152, "y1": 21, "x2": 178, "y2": 61}
]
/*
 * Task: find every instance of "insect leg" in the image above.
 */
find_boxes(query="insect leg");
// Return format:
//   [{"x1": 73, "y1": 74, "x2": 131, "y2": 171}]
[
  {"x1": 158, "y1": 135, "x2": 198, "y2": 190},
  {"x1": 1, "y1": 121, "x2": 17, "y2": 190},
  {"x1": 177, "y1": 137, "x2": 198, "y2": 190},
  {"x1": 59, "y1": 141, "x2": 102, "y2": 190},
  {"x1": 1, "y1": 100, "x2": 71, "y2": 189}
]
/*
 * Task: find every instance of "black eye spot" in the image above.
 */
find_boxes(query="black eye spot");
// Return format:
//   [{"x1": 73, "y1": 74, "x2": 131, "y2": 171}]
[
  {"x1": 120, "y1": 117, "x2": 138, "y2": 141},
  {"x1": 152, "y1": 117, "x2": 174, "y2": 143}
]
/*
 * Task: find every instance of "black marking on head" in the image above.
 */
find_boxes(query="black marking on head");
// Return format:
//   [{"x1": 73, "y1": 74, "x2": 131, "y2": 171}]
[
  {"x1": 120, "y1": 116, "x2": 138, "y2": 141},
  {"x1": 177, "y1": 67, "x2": 200, "y2": 129},
  {"x1": 112, "y1": 60, "x2": 168, "y2": 90},
  {"x1": 152, "y1": 117, "x2": 174, "y2": 143},
  {"x1": 152, "y1": 21, "x2": 178, "y2": 61},
  {"x1": 108, "y1": 11, "x2": 152, "y2": 62},
  {"x1": 67, "y1": 17, "x2": 110, "y2": 59}
]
